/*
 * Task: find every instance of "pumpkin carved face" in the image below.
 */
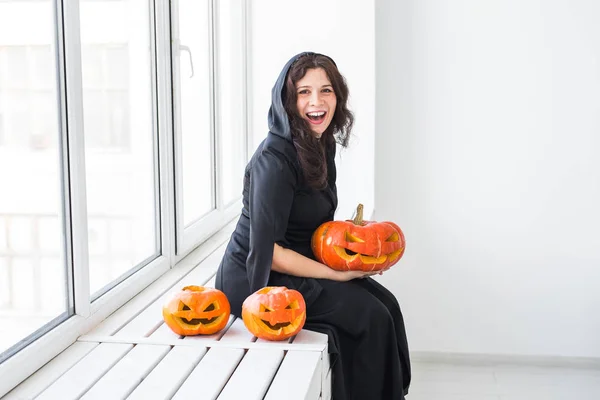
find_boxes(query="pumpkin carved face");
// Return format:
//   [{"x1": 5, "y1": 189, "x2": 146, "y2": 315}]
[
  {"x1": 241, "y1": 287, "x2": 306, "y2": 341},
  {"x1": 312, "y1": 204, "x2": 406, "y2": 272},
  {"x1": 162, "y1": 285, "x2": 230, "y2": 336}
]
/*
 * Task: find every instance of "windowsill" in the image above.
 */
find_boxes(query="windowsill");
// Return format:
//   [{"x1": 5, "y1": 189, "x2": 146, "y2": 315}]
[{"x1": 0, "y1": 219, "x2": 237, "y2": 398}]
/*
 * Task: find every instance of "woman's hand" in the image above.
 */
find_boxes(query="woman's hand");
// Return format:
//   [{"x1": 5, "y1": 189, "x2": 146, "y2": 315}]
[{"x1": 331, "y1": 269, "x2": 380, "y2": 282}]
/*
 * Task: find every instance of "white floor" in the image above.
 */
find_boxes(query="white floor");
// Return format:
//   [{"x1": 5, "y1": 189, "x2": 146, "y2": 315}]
[{"x1": 408, "y1": 361, "x2": 600, "y2": 400}]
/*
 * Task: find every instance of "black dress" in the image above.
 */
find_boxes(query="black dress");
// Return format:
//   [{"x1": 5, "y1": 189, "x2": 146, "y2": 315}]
[{"x1": 215, "y1": 52, "x2": 411, "y2": 399}]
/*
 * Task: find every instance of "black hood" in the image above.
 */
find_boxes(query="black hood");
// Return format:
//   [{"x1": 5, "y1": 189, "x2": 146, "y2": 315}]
[{"x1": 267, "y1": 51, "x2": 337, "y2": 142}]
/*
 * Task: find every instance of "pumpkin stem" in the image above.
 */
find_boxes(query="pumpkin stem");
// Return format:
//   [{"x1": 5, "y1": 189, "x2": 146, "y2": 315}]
[{"x1": 352, "y1": 203, "x2": 364, "y2": 225}]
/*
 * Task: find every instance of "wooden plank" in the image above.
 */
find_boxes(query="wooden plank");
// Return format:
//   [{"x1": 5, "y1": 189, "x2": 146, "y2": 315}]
[
  {"x1": 172, "y1": 347, "x2": 244, "y2": 400},
  {"x1": 127, "y1": 346, "x2": 207, "y2": 400},
  {"x1": 173, "y1": 318, "x2": 255, "y2": 400},
  {"x1": 148, "y1": 321, "x2": 182, "y2": 341},
  {"x1": 4, "y1": 341, "x2": 99, "y2": 400},
  {"x1": 264, "y1": 350, "x2": 322, "y2": 400},
  {"x1": 322, "y1": 370, "x2": 332, "y2": 400},
  {"x1": 217, "y1": 347, "x2": 284, "y2": 400},
  {"x1": 204, "y1": 275, "x2": 216, "y2": 288},
  {"x1": 217, "y1": 318, "x2": 254, "y2": 343},
  {"x1": 294, "y1": 329, "x2": 331, "y2": 394},
  {"x1": 89, "y1": 244, "x2": 226, "y2": 336},
  {"x1": 36, "y1": 343, "x2": 133, "y2": 400},
  {"x1": 77, "y1": 334, "x2": 325, "y2": 351},
  {"x1": 80, "y1": 344, "x2": 169, "y2": 399},
  {"x1": 127, "y1": 306, "x2": 233, "y2": 400}
]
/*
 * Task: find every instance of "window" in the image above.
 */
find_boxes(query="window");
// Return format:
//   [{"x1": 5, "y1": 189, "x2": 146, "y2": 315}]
[
  {"x1": 0, "y1": 0, "x2": 247, "y2": 391},
  {"x1": 79, "y1": 0, "x2": 160, "y2": 297},
  {"x1": 0, "y1": 2, "x2": 70, "y2": 363},
  {"x1": 172, "y1": 0, "x2": 247, "y2": 255}
]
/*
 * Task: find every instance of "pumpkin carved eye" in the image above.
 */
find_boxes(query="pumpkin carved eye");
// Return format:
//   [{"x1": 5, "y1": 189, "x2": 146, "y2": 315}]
[
  {"x1": 386, "y1": 232, "x2": 400, "y2": 242},
  {"x1": 345, "y1": 232, "x2": 364, "y2": 243},
  {"x1": 162, "y1": 286, "x2": 231, "y2": 336}
]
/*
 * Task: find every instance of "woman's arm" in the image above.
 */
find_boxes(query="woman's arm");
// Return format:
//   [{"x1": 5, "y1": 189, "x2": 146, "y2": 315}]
[{"x1": 272, "y1": 243, "x2": 376, "y2": 281}]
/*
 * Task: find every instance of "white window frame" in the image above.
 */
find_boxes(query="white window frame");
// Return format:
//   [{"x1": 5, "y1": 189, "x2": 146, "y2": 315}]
[
  {"x1": 173, "y1": 0, "x2": 248, "y2": 261},
  {"x1": 0, "y1": 0, "x2": 249, "y2": 395}
]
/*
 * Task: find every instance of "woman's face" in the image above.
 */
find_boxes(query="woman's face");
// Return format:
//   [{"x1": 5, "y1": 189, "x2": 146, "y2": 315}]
[{"x1": 295, "y1": 68, "x2": 337, "y2": 138}]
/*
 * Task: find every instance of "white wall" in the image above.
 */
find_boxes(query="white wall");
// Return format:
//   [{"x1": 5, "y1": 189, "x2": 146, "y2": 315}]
[
  {"x1": 375, "y1": 0, "x2": 600, "y2": 358},
  {"x1": 249, "y1": 0, "x2": 375, "y2": 219}
]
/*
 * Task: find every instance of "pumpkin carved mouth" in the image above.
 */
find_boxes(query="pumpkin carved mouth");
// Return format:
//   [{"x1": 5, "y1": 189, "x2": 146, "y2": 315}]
[
  {"x1": 333, "y1": 246, "x2": 403, "y2": 264},
  {"x1": 252, "y1": 314, "x2": 304, "y2": 335}
]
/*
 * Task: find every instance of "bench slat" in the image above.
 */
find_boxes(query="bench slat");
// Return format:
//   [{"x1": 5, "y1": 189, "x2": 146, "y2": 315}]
[
  {"x1": 217, "y1": 347, "x2": 284, "y2": 400},
  {"x1": 172, "y1": 347, "x2": 244, "y2": 400},
  {"x1": 204, "y1": 275, "x2": 217, "y2": 288},
  {"x1": 36, "y1": 343, "x2": 133, "y2": 400},
  {"x1": 322, "y1": 370, "x2": 332, "y2": 400},
  {"x1": 80, "y1": 344, "x2": 169, "y2": 399},
  {"x1": 127, "y1": 346, "x2": 207, "y2": 400},
  {"x1": 172, "y1": 318, "x2": 253, "y2": 399},
  {"x1": 294, "y1": 329, "x2": 330, "y2": 395},
  {"x1": 264, "y1": 350, "x2": 322, "y2": 400},
  {"x1": 216, "y1": 317, "x2": 255, "y2": 344},
  {"x1": 4, "y1": 341, "x2": 99, "y2": 400},
  {"x1": 148, "y1": 322, "x2": 182, "y2": 341}
]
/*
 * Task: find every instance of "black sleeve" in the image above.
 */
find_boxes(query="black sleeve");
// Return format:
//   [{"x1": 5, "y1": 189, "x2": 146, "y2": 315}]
[{"x1": 246, "y1": 150, "x2": 297, "y2": 292}]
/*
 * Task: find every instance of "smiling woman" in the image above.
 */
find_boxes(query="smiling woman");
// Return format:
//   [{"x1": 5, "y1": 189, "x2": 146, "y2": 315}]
[
  {"x1": 216, "y1": 52, "x2": 411, "y2": 400},
  {"x1": 295, "y1": 68, "x2": 337, "y2": 138}
]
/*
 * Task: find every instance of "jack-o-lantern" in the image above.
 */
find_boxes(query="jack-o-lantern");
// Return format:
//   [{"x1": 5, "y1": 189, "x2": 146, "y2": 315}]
[
  {"x1": 162, "y1": 285, "x2": 230, "y2": 336},
  {"x1": 311, "y1": 203, "x2": 406, "y2": 272},
  {"x1": 241, "y1": 286, "x2": 306, "y2": 341}
]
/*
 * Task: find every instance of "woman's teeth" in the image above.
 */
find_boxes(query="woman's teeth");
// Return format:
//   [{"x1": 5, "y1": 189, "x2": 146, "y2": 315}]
[{"x1": 307, "y1": 111, "x2": 326, "y2": 123}]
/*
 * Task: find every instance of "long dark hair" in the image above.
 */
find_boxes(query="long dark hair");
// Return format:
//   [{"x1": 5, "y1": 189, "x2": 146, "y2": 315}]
[{"x1": 283, "y1": 54, "x2": 354, "y2": 189}]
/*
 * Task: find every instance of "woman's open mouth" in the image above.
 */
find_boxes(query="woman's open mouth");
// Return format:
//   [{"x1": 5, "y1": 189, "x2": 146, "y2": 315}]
[{"x1": 306, "y1": 111, "x2": 326, "y2": 125}]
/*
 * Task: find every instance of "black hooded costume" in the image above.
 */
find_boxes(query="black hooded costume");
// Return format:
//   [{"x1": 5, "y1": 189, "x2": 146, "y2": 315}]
[{"x1": 216, "y1": 52, "x2": 411, "y2": 399}]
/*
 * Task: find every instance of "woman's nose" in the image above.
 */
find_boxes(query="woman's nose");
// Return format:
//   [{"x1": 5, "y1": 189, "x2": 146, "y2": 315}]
[{"x1": 309, "y1": 92, "x2": 323, "y2": 106}]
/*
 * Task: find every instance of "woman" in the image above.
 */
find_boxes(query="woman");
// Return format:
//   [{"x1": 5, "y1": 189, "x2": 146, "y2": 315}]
[{"x1": 216, "y1": 52, "x2": 411, "y2": 399}]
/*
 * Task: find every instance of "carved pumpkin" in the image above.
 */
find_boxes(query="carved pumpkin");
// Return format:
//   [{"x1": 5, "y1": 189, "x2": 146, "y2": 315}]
[
  {"x1": 162, "y1": 285, "x2": 230, "y2": 336},
  {"x1": 241, "y1": 286, "x2": 306, "y2": 341},
  {"x1": 312, "y1": 203, "x2": 406, "y2": 272}
]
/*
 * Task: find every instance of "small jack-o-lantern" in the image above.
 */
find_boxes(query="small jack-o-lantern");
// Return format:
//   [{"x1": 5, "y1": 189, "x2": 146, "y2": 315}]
[
  {"x1": 312, "y1": 203, "x2": 406, "y2": 272},
  {"x1": 241, "y1": 286, "x2": 306, "y2": 341},
  {"x1": 162, "y1": 285, "x2": 230, "y2": 336}
]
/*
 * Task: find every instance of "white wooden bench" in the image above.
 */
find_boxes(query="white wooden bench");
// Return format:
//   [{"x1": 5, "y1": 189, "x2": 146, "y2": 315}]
[{"x1": 4, "y1": 244, "x2": 332, "y2": 400}]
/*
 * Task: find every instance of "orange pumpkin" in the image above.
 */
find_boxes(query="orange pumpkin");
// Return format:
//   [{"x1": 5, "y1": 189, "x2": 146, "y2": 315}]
[
  {"x1": 241, "y1": 287, "x2": 306, "y2": 341},
  {"x1": 162, "y1": 285, "x2": 230, "y2": 336},
  {"x1": 312, "y1": 203, "x2": 405, "y2": 272}
]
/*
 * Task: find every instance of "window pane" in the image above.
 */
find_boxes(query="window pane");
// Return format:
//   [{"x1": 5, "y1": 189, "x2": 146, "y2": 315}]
[
  {"x1": 217, "y1": 0, "x2": 246, "y2": 206},
  {"x1": 79, "y1": 0, "x2": 160, "y2": 297},
  {"x1": 0, "y1": 1, "x2": 70, "y2": 359},
  {"x1": 173, "y1": 0, "x2": 213, "y2": 226}
]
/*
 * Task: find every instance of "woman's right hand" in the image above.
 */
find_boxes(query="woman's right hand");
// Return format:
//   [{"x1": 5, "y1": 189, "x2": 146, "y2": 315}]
[{"x1": 331, "y1": 269, "x2": 379, "y2": 282}]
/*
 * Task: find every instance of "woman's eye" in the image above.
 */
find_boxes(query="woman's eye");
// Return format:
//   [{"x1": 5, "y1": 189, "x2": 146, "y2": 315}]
[
  {"x1": 298, "y1": 90, "x2": 309, "y2": 95},
  {"x1": 322, "y1": 88, "x2": 333, "y2": 93}
]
